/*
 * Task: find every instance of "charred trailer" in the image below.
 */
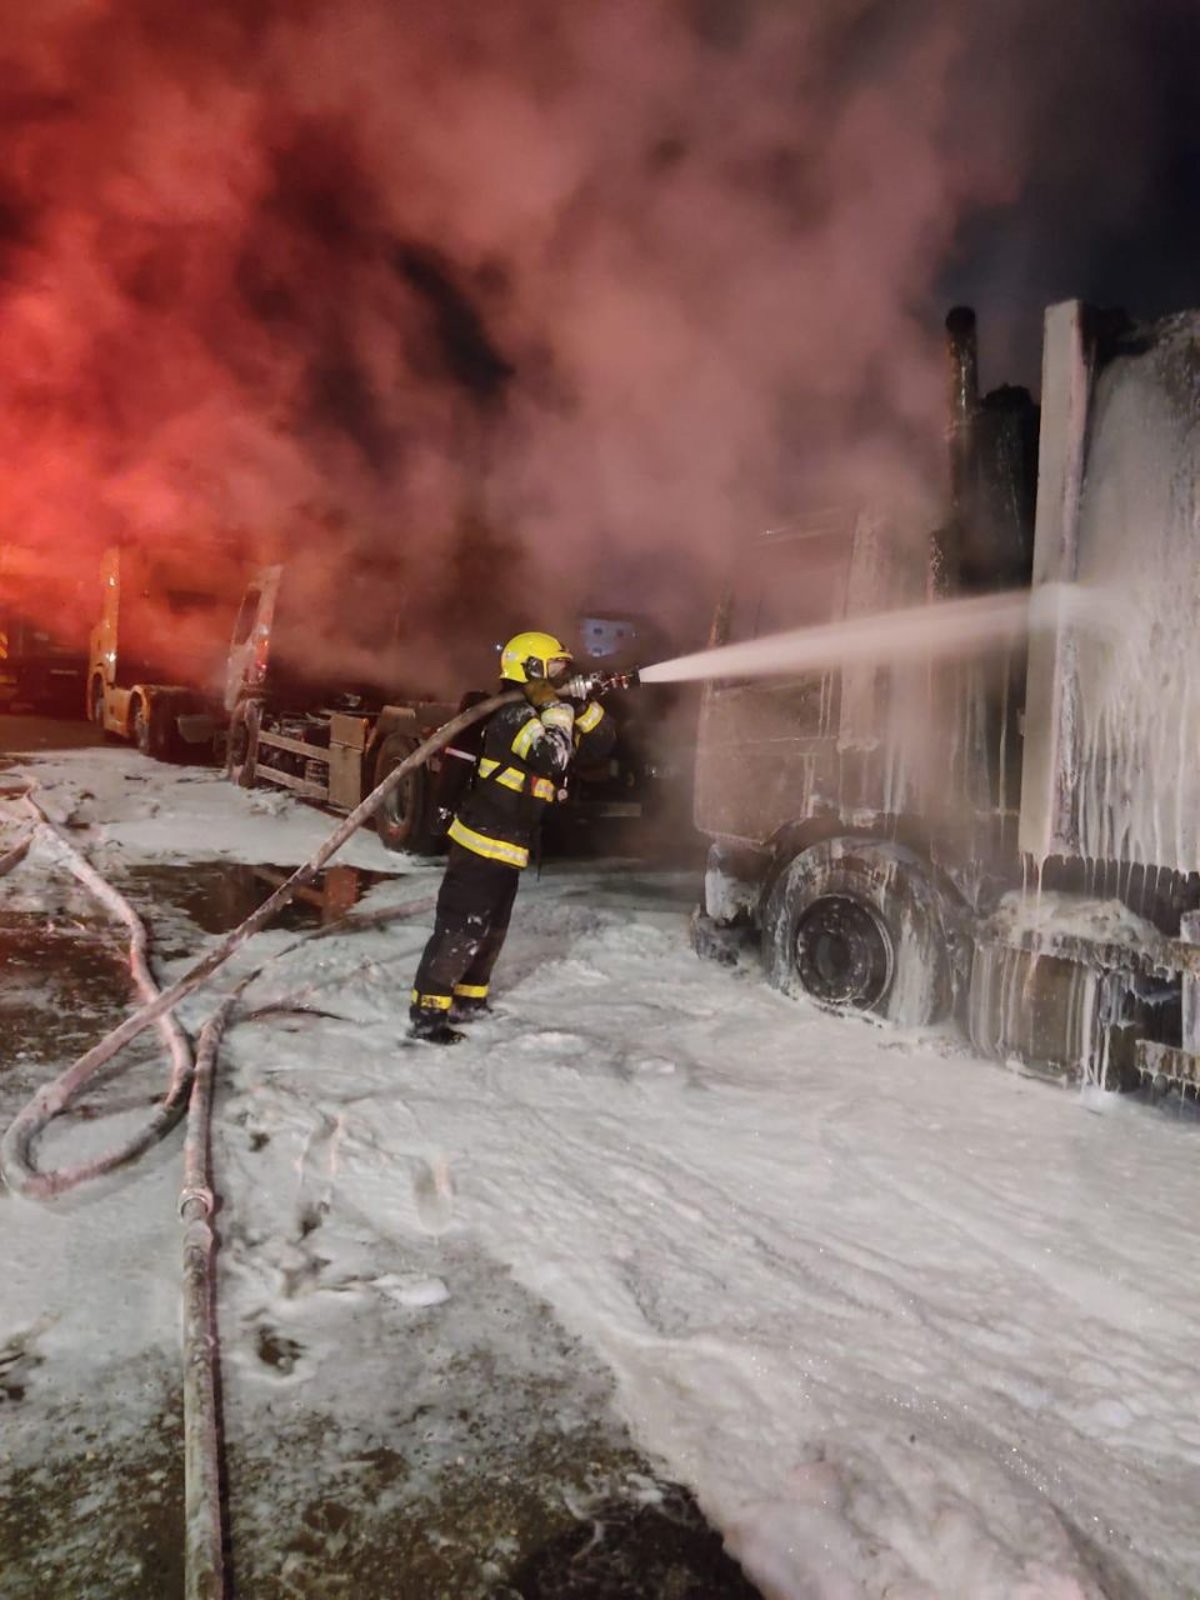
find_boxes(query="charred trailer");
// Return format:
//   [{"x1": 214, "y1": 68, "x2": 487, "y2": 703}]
[
  {"x1": 693, "y1": 301, "x2": 1200, "y2": 1099},
  {"x1": 88, "y1": 544, "x2": 252, "y2": 760},
  {"x1": 223, "y1": 562, "x2": 460, "y2": 855}
]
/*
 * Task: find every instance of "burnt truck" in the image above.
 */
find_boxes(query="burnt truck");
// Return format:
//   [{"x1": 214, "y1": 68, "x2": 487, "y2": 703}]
[
  {"x1": 89, "y1": 543, "x2": 251, "y2": 759},
  {"x1": 693, "y1": 300, "x2": 1200, "y2": 1096},
  {"x1": 224, "y1": 564, "x2": 691, "y2": 857},
  {"x1": 0, "y1": 543, "x2": 90, "y2": 713},
  {"x1": 223, "y1": 561, "x2": 458, "y2": 854}
]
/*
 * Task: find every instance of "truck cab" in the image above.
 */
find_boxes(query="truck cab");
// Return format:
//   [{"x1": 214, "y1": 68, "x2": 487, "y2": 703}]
[
  {"x1": 89, "y1": 543, "x2": 251, "y2": 759},
  {"x1": 0, "y1": 545, "x2": 90, "y2": 714},
  {"x1": 0, "y1": 609, "x2": 87, "y2": 715},
  {"x1": 692, "y1": 510, "x2": 971, "y2": 1024},
  {"x1": 693, "y1": 302, "x2": 1200, "y2": 1096}
]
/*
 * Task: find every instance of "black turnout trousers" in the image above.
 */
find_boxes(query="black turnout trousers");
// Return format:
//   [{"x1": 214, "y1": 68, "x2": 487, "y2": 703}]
[{"x1": 410, "y1": 842, "x2": 521, "y2": 1016}]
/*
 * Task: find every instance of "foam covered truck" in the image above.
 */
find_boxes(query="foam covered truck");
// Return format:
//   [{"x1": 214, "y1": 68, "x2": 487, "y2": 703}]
[{"x1": 692, "y1": 301, "x2": 1200, "y2": 1097}]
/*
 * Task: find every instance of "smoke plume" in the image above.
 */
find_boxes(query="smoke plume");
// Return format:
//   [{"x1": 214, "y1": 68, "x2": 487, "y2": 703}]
[{"x1": 0, "y1": 0, "x2": 1189, "y2": 688}]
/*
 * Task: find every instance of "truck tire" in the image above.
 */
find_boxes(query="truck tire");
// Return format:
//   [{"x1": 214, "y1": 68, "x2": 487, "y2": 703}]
[
  {"x1": 227, "y1": 701, "x2": 261, "y2": 788},
  {"x1": 132, "y1": 695, "x2": 174, "y2": 762},
  {"x1": 372, "y1": 732, "x2": 436, "y2": 854},
  {"x1": 761, "y1": 838, "x2": 951, "y2": 1027}
]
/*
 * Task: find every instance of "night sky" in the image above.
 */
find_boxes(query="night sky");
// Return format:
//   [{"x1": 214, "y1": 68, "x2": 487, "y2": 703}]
[{"x1": 938, "y1": 0, "x2": 1200, "y2": 390}]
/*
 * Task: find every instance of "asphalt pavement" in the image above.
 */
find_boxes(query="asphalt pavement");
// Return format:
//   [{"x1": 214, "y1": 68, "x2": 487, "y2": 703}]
[{"x1": 0, "y1": 714, "x2": 107, "y2": 755}]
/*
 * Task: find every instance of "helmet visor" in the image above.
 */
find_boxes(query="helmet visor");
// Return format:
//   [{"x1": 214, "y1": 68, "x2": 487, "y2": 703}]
[{"x1": 546, "y1": 655, "x2": 571, "y2": 681}]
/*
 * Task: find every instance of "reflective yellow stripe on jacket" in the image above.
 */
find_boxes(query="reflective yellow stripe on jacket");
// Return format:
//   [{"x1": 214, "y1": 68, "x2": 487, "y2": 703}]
[
  {"x1": 478, "y1": 755, "x2": 555, "y2": 802},
  {"x1": 447, "y1": 816, "x2": 530, "y2": 869},
  {"x1": 511, "y1": 718, "x2": 542, "y2": 760},
  {"x1": 479, "y1": 757, "x2": 526, "y2": 793},
  {"x1": 576, "y1": 701, "x2": 604, "y2": 733}
]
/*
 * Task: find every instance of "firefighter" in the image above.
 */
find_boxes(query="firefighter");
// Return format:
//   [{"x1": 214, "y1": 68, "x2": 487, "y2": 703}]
[{"x1": 409, "y1": 630, "x2": 616, "y2": 1044}]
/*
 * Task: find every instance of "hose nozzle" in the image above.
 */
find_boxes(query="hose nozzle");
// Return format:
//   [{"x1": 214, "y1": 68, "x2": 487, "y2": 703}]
[{"x1": 560, "y1": 666, "x2": 641, "y2": 701}]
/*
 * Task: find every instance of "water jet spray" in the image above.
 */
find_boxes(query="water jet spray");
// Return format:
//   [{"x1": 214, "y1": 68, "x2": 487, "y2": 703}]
[{"x1": 638, "y1": 583, "x2": 1111, "y2": 686}]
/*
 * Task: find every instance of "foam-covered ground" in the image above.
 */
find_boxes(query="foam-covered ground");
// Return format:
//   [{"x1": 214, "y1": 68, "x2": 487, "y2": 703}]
[{"x1": 3, "y1": 748, "x2": 1198, "y2": 1598}]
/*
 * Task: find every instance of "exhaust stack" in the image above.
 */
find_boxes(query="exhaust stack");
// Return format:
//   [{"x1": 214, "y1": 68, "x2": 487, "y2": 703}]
[{"x1": 945, "y1": 304, "x2": 980, "y2": 540}]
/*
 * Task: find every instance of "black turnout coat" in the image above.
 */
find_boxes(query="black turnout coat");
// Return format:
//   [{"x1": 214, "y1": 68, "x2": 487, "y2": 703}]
[{"x1": 445, "y1": 695, "x2": 614, "y2": 870}]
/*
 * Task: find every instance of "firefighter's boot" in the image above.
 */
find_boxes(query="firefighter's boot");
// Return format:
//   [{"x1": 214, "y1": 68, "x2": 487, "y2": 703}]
[
  {"x1": 409, "y1": 999, "x2": 465, "y2": 1046},
  {"x1": 450, "y1": 986, "x2": 493, "y2": 1025}
]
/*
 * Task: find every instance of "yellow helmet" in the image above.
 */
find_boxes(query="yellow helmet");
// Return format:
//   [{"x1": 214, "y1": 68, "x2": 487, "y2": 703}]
[{"x1": 499, "y1": 630, "x2": 573, "y2": 684}]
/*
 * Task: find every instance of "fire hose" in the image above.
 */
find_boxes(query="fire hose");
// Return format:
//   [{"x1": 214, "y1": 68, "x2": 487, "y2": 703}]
[
  {"x1": 0, "y1": 667, "x2": 635, "y2": 1598},
  {"x1": 1, "y1": 689, "x2": 518, "y2": 1600}
]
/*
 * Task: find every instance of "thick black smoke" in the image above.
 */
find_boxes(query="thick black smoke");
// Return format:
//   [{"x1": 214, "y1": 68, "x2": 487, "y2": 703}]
[{"x1": 0, "y1": 0, "x2": 1193, "y2": 683}]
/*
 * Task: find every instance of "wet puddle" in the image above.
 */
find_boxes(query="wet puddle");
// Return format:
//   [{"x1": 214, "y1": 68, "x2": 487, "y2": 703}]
[
  {"x1": 494, "y1": 1482, "x2": 760, "y2": 1599},
  {"x1": 0, "y1": 914, "x2": 135, "y2": 1080},
  {"x1": 0, "y1": 863, "x2": 394, "y2": 1070},
  {"x1": 117, "y1": 860, "x2": 396, "y2": 937}
]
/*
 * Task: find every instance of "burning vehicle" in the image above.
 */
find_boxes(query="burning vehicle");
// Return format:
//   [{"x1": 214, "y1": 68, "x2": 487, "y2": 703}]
[
  {"x1": 693, "y1": 300, "x2": 1200, "y2": 1096},
  {"x1": 88, "y1": 542, "x2": 252, "y2": 759},
  {"x1": 224, "y1": 565, "x2": 690, "y2": 857}
]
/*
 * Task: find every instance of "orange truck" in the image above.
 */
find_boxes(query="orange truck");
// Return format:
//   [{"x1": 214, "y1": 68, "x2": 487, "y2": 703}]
[{"x1": 88, "y1": 543, "x2": 251, "y2": 760}]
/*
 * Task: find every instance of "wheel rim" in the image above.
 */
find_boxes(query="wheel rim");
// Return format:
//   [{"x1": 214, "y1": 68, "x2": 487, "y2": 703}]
[{"x1": 794, "y1": 895, "x2": 893, "y2": 1008}]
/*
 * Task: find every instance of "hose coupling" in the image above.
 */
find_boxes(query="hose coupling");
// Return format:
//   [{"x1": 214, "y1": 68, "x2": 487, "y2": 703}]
[{"x1": 179, "y1": 1184, "x2": 215, "y2": 1220}]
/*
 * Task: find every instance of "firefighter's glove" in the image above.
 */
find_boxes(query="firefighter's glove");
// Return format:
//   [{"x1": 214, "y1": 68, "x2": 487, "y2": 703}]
[
  {"x1": 525, "y1": 678, "x2": 560, "y2": 709},
  {"x1": 539, "y1": 701, "x2": 575, "y2": 736},
  {"x1": 539, "y1": 700, "x2": 575, "y2": 774}
]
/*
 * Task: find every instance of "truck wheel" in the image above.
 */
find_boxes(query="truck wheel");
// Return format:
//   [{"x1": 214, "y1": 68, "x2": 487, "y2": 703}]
[
  {"x1": 761, "y1": 838, "x2": 951, "y2": 1026},
  {"x1": 227, "y1": 701, "x2": 261, "y2": 788},
  {"x1": 372, "y1": 732, "x2": 435, "y2": 854},
  {"x1": 132, "y1": 696, "x2": 173, "y2": 761}
]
